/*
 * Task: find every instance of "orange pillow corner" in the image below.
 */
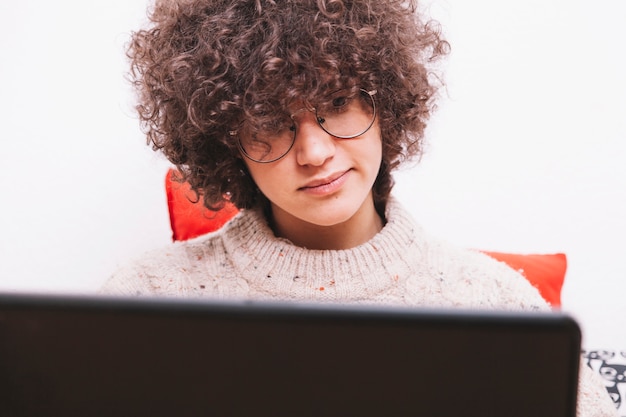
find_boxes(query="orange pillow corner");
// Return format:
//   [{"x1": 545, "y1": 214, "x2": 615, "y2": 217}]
[
  {"x1": 165, "y1": 168, "x2": 239, "y2": 241},
  {"x1": 482, "y1": 250, "x2": 567, "y2": 307}
]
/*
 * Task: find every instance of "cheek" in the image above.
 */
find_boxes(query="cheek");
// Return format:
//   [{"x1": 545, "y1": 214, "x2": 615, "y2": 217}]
[
  {"x1": 243, "y1": 162, "x2": 267, "y2": 188},
  {"x1": 243, "y1": 160, "x2": 288, "y2": 198},
  {"x1": 358, "y1": 131, "x2": 383, "y2": 173},
  {"x1": 365, "y1": 122, "x2": 383, "y2": 155}
]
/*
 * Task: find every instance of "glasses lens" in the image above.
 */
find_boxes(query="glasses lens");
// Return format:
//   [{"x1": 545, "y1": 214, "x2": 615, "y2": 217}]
[
  {"x1": 238, "y1": 122, "x2": 295, "y2": 163},
  {"x1": 317, "y1": 89, "x2": 376, "y2": 139}
]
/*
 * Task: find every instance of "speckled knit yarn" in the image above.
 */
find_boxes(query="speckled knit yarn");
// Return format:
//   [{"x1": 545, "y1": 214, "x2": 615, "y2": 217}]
[{"x1": 101, "y1": 197, "x2": 618, "y2": 417}]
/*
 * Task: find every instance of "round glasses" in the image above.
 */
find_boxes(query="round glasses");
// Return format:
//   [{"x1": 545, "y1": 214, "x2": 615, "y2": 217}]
[{"x1": 233, "y1": 88, "x2": 377, "y2": 163}]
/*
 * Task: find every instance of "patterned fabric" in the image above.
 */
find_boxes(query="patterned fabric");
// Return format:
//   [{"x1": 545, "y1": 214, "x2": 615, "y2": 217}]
[{"x1": 583, "y1": 350, "x2": 626, "y2": 416}]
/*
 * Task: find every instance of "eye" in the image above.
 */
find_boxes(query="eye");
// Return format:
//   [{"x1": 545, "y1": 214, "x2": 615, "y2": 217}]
[
  {"x1": 332, "y1": 95, "x2": 349, "y2": 108},
  {"x1": 257, "y1": 118, "x2": 294, "y2": 137},
  {"x1": 244, "y1": 136, "x2": 271, "y2": 151}
]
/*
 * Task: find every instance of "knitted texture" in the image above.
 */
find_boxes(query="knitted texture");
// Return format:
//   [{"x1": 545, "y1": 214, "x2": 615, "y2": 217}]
[{"x1": 101, "y1": 198, "x2": 617, "y2": 416}]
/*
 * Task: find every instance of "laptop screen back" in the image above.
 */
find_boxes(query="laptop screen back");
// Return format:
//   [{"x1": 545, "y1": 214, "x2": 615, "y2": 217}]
[{"x1": 0, "y1": 294, "x2": 580, "y2": 417}]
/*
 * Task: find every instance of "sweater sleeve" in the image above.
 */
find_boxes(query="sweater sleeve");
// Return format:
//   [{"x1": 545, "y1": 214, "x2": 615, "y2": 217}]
[
  {"x1": 98, "y1": 244, "x2": 195, "y2": 297},
  {"x1": 577, "y1": 363, "x2": 619, "y2": 417},
  {"x1": 99, "y1": 257, "x2": 161, "y2": 296}
]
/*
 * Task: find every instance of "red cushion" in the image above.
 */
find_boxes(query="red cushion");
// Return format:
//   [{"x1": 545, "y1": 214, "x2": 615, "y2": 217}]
[
  {"x1": 165, "y1": 168, "x2": 566, "y2": 306},
  {"x1": 482, "y1": 251, "x2": 566, "y2": 307},
  {"x1": 165, "y1": 169, "x2": 239, "y2": 241}
]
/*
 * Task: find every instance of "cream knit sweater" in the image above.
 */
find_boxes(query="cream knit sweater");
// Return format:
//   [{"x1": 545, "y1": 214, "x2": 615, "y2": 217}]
[{"x1": 101, "y1": 198, "x2": 617, "y2": 416}]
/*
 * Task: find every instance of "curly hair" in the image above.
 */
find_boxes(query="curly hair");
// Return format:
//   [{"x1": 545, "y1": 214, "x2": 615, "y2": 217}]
[{"x1": 127, "y1": 0, "x2": 449, "y2": 212}]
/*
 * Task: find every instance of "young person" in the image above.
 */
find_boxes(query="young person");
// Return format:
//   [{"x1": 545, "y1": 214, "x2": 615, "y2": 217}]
[{"x1": 101, "y1": 0, "x2": 617, "y2": 415}]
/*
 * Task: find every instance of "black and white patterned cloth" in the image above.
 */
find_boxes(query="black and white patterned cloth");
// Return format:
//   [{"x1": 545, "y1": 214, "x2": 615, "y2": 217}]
[{"x1": 582, "y1": 350, "x2": 626, "y2": 416}]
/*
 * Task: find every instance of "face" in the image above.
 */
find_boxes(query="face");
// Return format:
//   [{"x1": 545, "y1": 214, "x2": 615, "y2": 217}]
[{"x1": 241, "y1": 106, "x2": 383, "y2": 241}]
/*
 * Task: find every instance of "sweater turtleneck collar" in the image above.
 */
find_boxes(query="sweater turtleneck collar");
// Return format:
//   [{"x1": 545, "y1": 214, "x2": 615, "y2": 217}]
[{"x1": 219, "y1": 197, "x2": 426, "y2": 300}]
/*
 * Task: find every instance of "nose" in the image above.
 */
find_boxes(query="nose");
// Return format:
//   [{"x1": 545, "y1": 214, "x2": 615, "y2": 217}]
[{"x1": 293, "y1": 113, "x2": 336, "y2": 166}]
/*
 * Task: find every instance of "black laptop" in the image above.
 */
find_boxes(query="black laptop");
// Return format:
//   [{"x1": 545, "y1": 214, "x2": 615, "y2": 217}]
[{"x1": 0, "y1": 293, "x2": 580, "y2": 417}]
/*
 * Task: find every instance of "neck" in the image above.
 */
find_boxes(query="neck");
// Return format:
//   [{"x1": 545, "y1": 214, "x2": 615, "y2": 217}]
[{"x1": 268, "y1": 197, "x2": 384, "y2": 250}]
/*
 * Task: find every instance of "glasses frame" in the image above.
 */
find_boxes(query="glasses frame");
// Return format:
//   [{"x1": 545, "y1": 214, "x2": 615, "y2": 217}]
[{"x1": 233, "y1": 88, "x2": 378, "y2": 164}]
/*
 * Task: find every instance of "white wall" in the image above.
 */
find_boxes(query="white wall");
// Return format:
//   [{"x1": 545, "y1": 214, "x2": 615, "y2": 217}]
[{"x1": 1, "y1": 0, "x2": 624, "y2": 348}]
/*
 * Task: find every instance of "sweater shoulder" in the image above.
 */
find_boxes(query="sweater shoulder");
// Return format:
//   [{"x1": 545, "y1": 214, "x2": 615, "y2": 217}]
[
  {"x1": 99, "y1": 232, "x2": 226, "y2": 297},
  {"x1": 416, "y1": 238, "x2": 550, "y2": 310}
]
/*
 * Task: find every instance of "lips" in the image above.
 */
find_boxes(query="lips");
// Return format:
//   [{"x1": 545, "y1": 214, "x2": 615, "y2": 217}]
[{"x1": 299, "y1": 170, "x2": 351, "y2": 195}]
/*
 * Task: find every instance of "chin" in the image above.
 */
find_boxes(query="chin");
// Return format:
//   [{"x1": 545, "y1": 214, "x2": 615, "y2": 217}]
[{"x1": 304, "y1": 209, "x2": 359, "y2": 228}]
